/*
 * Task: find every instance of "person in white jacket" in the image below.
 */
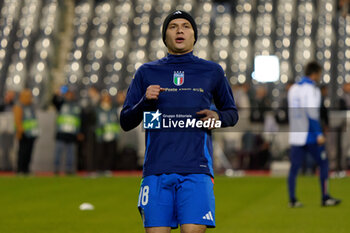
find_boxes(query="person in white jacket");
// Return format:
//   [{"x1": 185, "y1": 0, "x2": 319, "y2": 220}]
[{"x1": 287, "y1": 61, "x2": 341, "y2": 207}]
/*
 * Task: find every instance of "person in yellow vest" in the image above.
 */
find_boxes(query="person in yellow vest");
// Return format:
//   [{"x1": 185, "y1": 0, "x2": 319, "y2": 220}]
[
  {"x1": 13, "y1": 89, "x2": 39, "y2": 174},
  {"x1": 95, "y1": 92, "x2": 120, "y2": 174},
  {"x1": 52, "y1": 88, "x2": 82, "y2": 175}
]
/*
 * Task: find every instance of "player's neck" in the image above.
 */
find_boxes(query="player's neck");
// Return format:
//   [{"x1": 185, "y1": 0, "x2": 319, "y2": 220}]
[{"x1": 168, "y1": 49, "x2": 193, "y2": 56}]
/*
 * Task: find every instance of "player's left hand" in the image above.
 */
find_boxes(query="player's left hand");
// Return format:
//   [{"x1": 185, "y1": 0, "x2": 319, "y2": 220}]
[{"x1": 196, "y1": 109, "x2": 220, "y2": 130}]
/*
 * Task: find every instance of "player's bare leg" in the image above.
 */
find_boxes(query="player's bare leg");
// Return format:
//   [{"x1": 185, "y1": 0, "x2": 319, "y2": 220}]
[
  {"x1": 145, "y1": 227, "x2": 171, "y2": 233},
  {"x1": 181, "y1": 224, "x2": 207, "y2": 233}
]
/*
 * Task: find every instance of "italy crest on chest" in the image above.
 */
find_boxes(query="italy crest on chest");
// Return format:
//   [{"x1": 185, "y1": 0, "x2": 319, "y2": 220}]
[{"x1": 173, "y1": 71, "x2": 184, "y2": 86}]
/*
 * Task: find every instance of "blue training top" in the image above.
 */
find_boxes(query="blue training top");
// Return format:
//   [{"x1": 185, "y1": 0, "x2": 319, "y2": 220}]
[{"x1": 120, "y1": 52, "x2": 238, "y2": 177}]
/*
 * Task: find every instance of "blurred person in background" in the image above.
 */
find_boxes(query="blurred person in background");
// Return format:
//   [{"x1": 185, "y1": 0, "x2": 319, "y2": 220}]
[
  {"x1": 275, "y1": 82, "x2": 293, "y2": 124},
  {"x1": 94, "y1": 92, "x2": 120, "y2": 175},
  {"x1": 250, "y1": 85, "x2": 269, "y2": 123},
  {"x1": 116, "y1": 89, "x2": 127, "y2": 114},
  {"x1": 232, "y1": 83, "x2": 250, "y2": 120},
  {"x1": 0, "y1": 90, "x2": 16, "y2": 171},
  {"x1": 52, "y1": 87, "x2": 83, "y2": 175},
  {"x1": 338, "y1": 0, "x2": 350, "y2": 17},
  {"x1": 288, "y1": 61, "x2": 341, "y2": 207},
  {"x1": 120, "y1": 10, "x2": 238, "y2": 233},
  {"x1": 301, "y1": 84, "x2": 330, "y2": 176},
  {"x1": 320, "y1": 85, "x2": 330, "y2": 132},
  {"x1": 339, "y1": 82, "x2": 350, "y2": 171},
  {"x1": 78, "y1": 86, "x2": 99, "y2": 173},
  {"x1": 115, "y1": 89, "x2": 141, "y2": 171},
  {"x1": 225, "y1": 83, "x2": 251, "y2": 170},
  {"x1": 13, "y1": 89, "x2": 39, "y2": 174},
  {"x1": 248, "y1": 134, "x2": 271, "y2": 170},
  {"x1": 339, "y1": 82, "x2": 350, "y2": 110},
  {"x1": 0, "y1": 90, "x2": 15, "y2": 111}
]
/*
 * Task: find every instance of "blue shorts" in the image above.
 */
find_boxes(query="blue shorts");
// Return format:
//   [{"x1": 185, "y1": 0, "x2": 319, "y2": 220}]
[{"x1": 137, "y1": 173, "x2": 216, "y2": 229}]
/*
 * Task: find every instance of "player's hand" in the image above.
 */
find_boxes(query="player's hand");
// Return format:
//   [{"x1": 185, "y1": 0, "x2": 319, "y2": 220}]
[
  {"x1": 317, "y1": 134, "x2": 326, "y2": 145},
  {"x1": 196, "y1": 109, "x2": 220, "y2": 130},
  {"x1": 145, "y1": 85, "x2": 165, "y2": 100}
]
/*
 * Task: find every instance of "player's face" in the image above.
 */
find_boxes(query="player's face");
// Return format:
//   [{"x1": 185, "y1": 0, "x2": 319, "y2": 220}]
[{"x1": 165, "y1": 18, "x2": 195, "y2": 55}]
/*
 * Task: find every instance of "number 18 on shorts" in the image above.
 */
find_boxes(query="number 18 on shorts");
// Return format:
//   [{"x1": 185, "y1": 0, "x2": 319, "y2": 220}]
[{"x1": 137, "y1": 174, "x2": 216, "y2": 229}]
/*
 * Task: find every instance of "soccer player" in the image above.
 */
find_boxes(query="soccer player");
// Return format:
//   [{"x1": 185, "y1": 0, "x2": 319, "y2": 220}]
[
  {"x1": 120, "y1": 10, "x2": 238, "y2": 233},
  {"x1": 287, "y1": 61, "x2": 341, "y2": 207}
]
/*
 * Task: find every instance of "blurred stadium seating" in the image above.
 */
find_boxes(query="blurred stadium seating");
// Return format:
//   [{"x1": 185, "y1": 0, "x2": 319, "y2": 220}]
[{"x1": 0, "y1": 0, "x2": 349, "y2": 108}]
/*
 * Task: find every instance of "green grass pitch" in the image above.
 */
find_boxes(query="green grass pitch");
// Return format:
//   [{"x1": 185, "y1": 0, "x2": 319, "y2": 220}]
[{"x1": 0, "y1": 175, "x2": 348, "y2": 233}]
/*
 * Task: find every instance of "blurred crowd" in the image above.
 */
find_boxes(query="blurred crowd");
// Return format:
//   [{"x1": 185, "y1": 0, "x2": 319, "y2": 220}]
[
  {"x1": 0, "y1": 86, "x2": 142, "y2": 175},
  {"x1": 1, "y1": 82, "x2": 350, "y2": 175}
]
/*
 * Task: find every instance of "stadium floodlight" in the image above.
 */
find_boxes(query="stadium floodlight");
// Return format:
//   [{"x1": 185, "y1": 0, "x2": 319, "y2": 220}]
[{"x1": 253, "y1": 55, "x2": 280, "y2": 83}]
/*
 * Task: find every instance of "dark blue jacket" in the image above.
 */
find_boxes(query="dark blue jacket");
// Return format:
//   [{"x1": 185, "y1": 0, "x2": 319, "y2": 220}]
[{"x1": 120, "y1": 52, "x2": 238, "y2": 177}]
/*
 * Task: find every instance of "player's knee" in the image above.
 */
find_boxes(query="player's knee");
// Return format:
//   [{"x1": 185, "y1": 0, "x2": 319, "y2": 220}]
[
  {"x1": 180, "y1": 224, "x2": 207, "y2": 233},
  {"x1": 145, "y1": 227, "x2": 171, "y2": 233}
]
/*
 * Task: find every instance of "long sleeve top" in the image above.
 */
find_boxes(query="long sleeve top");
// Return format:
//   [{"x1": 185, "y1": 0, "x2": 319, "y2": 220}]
[{"x1": 120, "y1": 52, "x2": 238, "y2": 177}]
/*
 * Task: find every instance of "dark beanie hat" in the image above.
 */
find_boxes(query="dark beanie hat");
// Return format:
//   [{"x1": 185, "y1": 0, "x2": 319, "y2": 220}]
[{"x1": 162, "y1": 10, "x2": 197, "y2": 46}]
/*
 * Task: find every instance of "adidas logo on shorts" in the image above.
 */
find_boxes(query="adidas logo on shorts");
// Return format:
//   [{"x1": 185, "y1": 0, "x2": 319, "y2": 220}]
[{"x1": 202, "y1": 211, "x2": 214, "y2": 221}]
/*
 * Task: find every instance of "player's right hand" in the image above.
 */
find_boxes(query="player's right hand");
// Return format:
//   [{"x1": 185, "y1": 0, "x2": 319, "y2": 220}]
[
  {"x1": 145, "y1": 85, "x2": 165, "y2": 100},
  {"x1": 317, "y1": 134, "x2": 326, "y2": 145}
]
